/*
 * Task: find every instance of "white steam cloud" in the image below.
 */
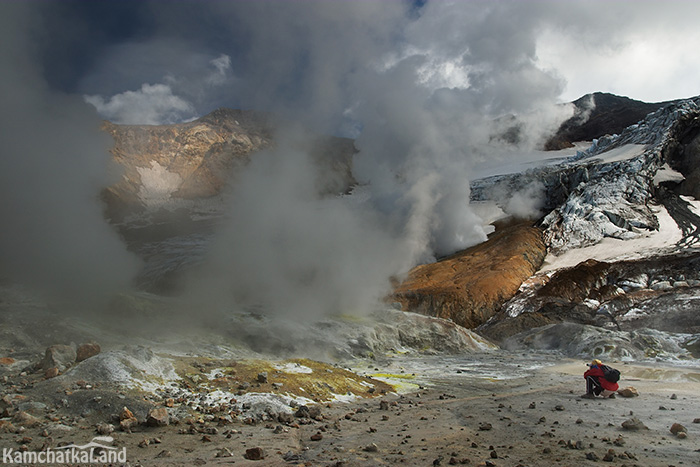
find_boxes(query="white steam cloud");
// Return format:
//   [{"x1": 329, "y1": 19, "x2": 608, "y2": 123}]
[
  {"x1": 180, "y1": 1, "x2": 573, "y2": 320},
  {"x1": 0, "y1": 4, "x2": 140, "y2": 306},
  {"x1": 84, "y1": 53, "x2": 233, "y2": 125}
]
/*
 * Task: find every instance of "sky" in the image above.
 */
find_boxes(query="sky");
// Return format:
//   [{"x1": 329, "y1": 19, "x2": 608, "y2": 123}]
[
  {"x1": 29, "y1": 0, "x2": 700, "y2": 128},
  {"x1": 2, "y1": 0, "x2": 700, "y2": 319}
]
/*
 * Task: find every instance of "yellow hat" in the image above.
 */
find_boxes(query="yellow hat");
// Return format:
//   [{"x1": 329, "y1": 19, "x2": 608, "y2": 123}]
[{"x1": 592, "y1": 359, "x2": 602, "y2": 366}]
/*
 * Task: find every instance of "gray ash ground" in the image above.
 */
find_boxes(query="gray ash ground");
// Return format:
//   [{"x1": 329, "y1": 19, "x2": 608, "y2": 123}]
[{"x1": 2, "y1": 344, "x2": 700, "y2": 467}]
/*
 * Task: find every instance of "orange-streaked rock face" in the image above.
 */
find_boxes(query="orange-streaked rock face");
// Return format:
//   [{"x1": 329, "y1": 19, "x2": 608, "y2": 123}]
[{"x1": 392, "y1": 223, "x2": 546, "y2": 329}]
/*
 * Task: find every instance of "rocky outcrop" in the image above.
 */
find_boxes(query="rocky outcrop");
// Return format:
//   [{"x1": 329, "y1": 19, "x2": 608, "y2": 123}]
[
  {"x1": 102, "y1": 108, "x2": 356, "y2": 222},
  {"x1": 479, "y1": 252, "x2": 700, "y2": 343},
  {"x1": 102, "y1": 109, "x2": 274, "y2": 221},
  {"x1": 541, "y1": 98, "x2": 700, "y2": 254},
  {"x1": 544, "y1": 92, "x2": 672, "y2": 150},
  {"x1": 502, "y1": 322, "x2": 694, "y2": 361},
  {"x1": 392, "y1": 223, "x2": 546, "y2": 329}
]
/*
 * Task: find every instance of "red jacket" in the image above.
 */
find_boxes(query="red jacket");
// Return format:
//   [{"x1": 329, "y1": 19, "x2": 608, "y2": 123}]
[{"x1": 584, "y1": 365, "x2": 619, "y2": 391}]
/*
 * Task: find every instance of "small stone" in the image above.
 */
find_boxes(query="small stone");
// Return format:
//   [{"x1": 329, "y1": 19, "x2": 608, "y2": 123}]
[
  {"x1": 363, "y1": 443, "x2": 379, "y2": 452},
  {"x1": 120, "y1": 417, "x2": 138, "y2": 432},
  {"x1": 44, "y1": 367, "x2": 59, "y2": 379},
  {"x1": 257, "y1": 372, "x2": 268, "y2": 384},
  {"x1": 554, "y1": 405, "x2": 565, "y2": 411},
  {"x1": 310, "y1": 432, "x2": 323, "y2": 441},
  {"x1": 677, "y1": 431, "x2": 688, "y2": 439},
  {"x1": 155, "y1": 450, "x2": 172, "y2": 458},
  {"x1": 693, "y1": 418, "x2": 700, "y2": 424},
  {"x1": 602, "y1": 449, "x2": 616, "y2": 461},
  {"x1": 245, "y1": 447, "x2": 265, "y2": 460},
  {"x1": 147, "y1": 407, "x2": 170, "y2": 427},
  {"x1": 96, "y1": 423, "x2": 114, "y2": 435},
  {"x1": 490, "y1": 450, "x2": 498, "y2": 459},
  {"x1": 617, "y1": 387, "x2": 639, "y2": 398},
  {"x1": 138, "y1": 438, "x2": 150, "y2": 448},
  {"x1": 621, "y1": 417, "x2": 648, "y2": 431},
  {"x1": 586, "y1": 452, "x2": 599, "y2": 461},
  {"x1": 670, "y1": 393, "x2": 677, "y2": 400},
  {"x1": 119, "y1": 407, "x2": 135, "y2": 421},
  {"x1": 12, "y1": 411, "x2": 40, "y2": 428},
  {"x1": 295, "y1": 405, "x2": 310, "y2": 418},
  {"x1": 76, "y1": 342, "x2": 101, "y2": 362},
  {"x1": 529, "y1": 402, "x2": 536, "y2": 409},
  {"x1": 479, "y1": 422, "x2": 493, "y2": 431},
  {"x1": 40, "y1": 344, "x2": 76, "y2": 372},
  {"x1": 379, "y1": 400, "x2": 389, "y2": 410},
  {"x1": 670, "y1": 423, "x2": 687, "y2": 435},
  {"x1": 165, "y1": 398, "x2": 174, "y2": 408},
  {"x1": 216, "y1": 447, "x2": 233, "y2": 458}
]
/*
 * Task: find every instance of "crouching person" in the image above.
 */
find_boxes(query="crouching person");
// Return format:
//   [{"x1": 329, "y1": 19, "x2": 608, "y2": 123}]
[{"x1": 582, "y1": 359, "x2": 619, "y2": 399}]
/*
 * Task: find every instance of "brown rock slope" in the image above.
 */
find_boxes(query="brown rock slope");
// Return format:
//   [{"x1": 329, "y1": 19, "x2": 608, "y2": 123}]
[
  {"x1": 101, "y1": 108, "x2": 356, "y2": 222},
  {"x1": 102, "y1": 108, "x2": 274, "y2": 220},
  {"x1": 392, "y1": 223, "x2": 546, "y2": 329}
]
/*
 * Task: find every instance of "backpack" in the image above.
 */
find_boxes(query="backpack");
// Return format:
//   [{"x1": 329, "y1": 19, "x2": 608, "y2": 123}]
[{"x1": 601, "y1": 365, "x2": 621, "y2": 383}]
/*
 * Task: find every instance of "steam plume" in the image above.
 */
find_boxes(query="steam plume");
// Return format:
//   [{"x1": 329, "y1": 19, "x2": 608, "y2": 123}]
[{"x1": 0, "y1": 3, "x2": 140, "y2": 306}]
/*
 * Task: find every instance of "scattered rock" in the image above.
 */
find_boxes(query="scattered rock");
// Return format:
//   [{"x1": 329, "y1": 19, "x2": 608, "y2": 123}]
[
  {"x1": 671, "y1": 393, "x2": 678, "y2": 400},
  {"x1": 147, "y1": 407, "x2": 170, "y2": 427},
  {"x1": 44, "y1": 367, "x2": 59, "y2": 379},
  {"x1": 40, "y1": 344, "x2": 76, "y2": 372},
  {"x1": 120, "y1": 417, "x2": 138, "y2": 432},
  {"x1": 119, "y1": 406, "x2": 135, "y2": 420},
  {"x1": 670, "y1": 423, "x2": 687, "y2": 435},
  {"x1": 586, "y1": 452, "x2": 599, "y2": 461},
  {"x1": 602, "y1": 448, "x2": 616, "y2": 461},
  {"x1": 310, "y1": 432, "x2": 323, "y2": 441},
  {"x1": 0, "y1": 421, "x2": 17, "y2": 434},
  {"x1": 245, "y1": 447, "x2": 265, "y2": 460},
  {"x1": 479, "y1": 422, "x2": 493, "y2": 431},
  {"x1": 617, "y1": 387, "x2": 639, "y2": 398},
  {"x1": 216, "y1": 447, "x2": 233, "y2": 458},
  {"x1": 621, "y1": 418, "x2": 648, "y2": 431},
  {"x1": 295, "y1": 405, "x2": 310, "y2": 418},
  {"x1": 12, "y1": 411, "x2": 40, "y2": 428},
  {"x1": 96, "y1": 423, "x2": 114, "y2": 435},
  {"x1": 155, "y1": 450, "x2": 172, "y2": 458},
  {"x1": 76, "y1": 342, "x2": 101, "y2": 362},
  {"x1": 363, "y1": 443, "x2": 379, "y2": 452},
  {"x1": 257, "y1": 372, "x2": 268, "y2": 384}
]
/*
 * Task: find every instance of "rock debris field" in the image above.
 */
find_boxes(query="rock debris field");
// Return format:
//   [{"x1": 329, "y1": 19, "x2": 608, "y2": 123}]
[{"x1": 2, "y1": 343, "x2": 699, "y2": 467}]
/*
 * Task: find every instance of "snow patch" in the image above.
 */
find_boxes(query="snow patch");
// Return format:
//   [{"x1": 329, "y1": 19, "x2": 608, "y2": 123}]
[
  {"x1": 540, "y1": 204, "x2": 681, "y2": 272},
  {"x1": 592, "y1": 143, "x2": 646, "y2": 164},
  {"x1": 273, "y1": 362, "x2": 314, "y2": 374},
  {"x1": 137, "y1": 161, "x2": 182, "y2": 208},
  {"x1": 654, "y1": 163, "x2": 685, "y2": 185}
]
